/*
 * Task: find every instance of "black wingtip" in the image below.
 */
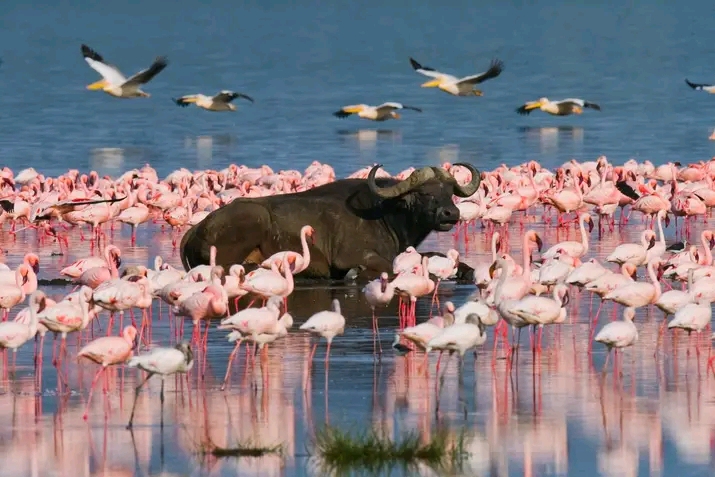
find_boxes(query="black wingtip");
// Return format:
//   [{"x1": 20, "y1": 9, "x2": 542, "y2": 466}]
[
  {"x1": 409, "y1": 57, "x2": 422, "y2": 70},
  {"x1": 685, "y1": 79, "x2": 698, "y2": 89},
  {"x1": 240, "y1": 94, "x2": 255, "y2": 103},
  {"x1": 615, "y1": 181, "x2": 640, "y2": 201},
  {"x1": 81, "y1": 44, "x2": 103, "y2": 62},
  {"x1": 665, "y1": 241, "x2": 685, "y2": 252}
]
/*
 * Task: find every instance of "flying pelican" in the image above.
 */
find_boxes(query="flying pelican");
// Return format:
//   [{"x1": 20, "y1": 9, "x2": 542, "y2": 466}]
[
  {"x1": 81, "y1": 44, "x2": 168, "y2": 98},
  {"x1": 409, "y1": 57, "x2": 504, "y2": 96},
  {"x1": 174, "y1": 91, "x2": 254, "y2": 111},
  {"x1": 516, "y1": 98, "x2": 601, "y2": 116},
  {"x1": 333, "y1": 102, "x2": 422, "y2": 121},
  {"x1": 685, "y1": 79, "x2": 715, "y2": 93}
]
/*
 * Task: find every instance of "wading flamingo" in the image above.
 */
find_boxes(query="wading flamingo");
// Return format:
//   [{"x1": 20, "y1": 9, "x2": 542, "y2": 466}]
[{"x1": 300, "y1": 299, "x2": 346, "y2": 366}]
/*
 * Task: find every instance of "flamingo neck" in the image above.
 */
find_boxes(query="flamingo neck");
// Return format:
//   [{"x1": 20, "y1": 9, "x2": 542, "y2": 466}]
[
  {"x1": 521, "y1": 236, "x2": 531, "y2": 278},
  {"x1": 300, "y1": 229, "x2": 311, "y2": 267},
  {"x1": 647, "y1": 263, "x2": 661, "y2": 301},
  {"x1": 579, "y1": 216, "x2": 589, "y2": 252},
  {"x1": 701, "y1": 233, "x2": 713, "y2": 265}
]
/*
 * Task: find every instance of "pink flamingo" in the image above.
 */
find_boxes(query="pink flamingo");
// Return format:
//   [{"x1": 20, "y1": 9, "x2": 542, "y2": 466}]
[
  {"x1": 391, "y1": 256, "x2": 435, "y2": 327},
  {"x1": 38, "y1": 286, "x2": 93, "y2": 367},
  {"x1": 541, "y1": 212, "x2": 593, "y2": 260},
  {"x1": 60, "y1": 245, "x2": 121, "y2": 279},
  {"x1": 362, "y1": 272, "x2": 395, "y2": 354},
  {"x1": 115, "y1": 203, "x2": 150, "y2": 244},
  {"x1": 172, "y1": 283, "x2": 228, "y2": 348},
  {"x1": 426, "y1": 249, "x2": 460, "y2": 309},
  {"x1": 76, "y1": 245, "x2": 122, "y2": 288},
  {"x1": 77, "y1": 325, "x2": 137, "y2": 420},
  {"x1": 241, "y1": 255, "x2": 296, "y2": 308},
  {"x1": 260, "y1": 225, "x2": 315, "y2": 274},
  {"x1": 222, "y1": 264, "x2": 248, "y2": 309},
  {"x1": 300, "y1": 299, "x2": 346, "y2": 367},
  {"x1": 185, "y1": 245, "x2": 217, "y2": 282},
  {"x1": 0, "y1": 252, "x2": 40, "y2": 275},
  {"x1": 0, "y1": 265, "x2": 29, "y2": 321},
  {"x1": 0, "y1": 291, "x2": 42, "y2": 373},
  {"x1": 392, "y1": 246, "x2": 422, "y2": 274}
]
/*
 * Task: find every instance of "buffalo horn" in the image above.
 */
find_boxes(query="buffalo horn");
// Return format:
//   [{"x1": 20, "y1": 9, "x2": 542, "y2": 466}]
[
  {"x1": 367, "y1": 164, "x2": 438, "y2": 199},
  {"x1": 432, "y1": 162, "x2": 481, "y2": 198}
]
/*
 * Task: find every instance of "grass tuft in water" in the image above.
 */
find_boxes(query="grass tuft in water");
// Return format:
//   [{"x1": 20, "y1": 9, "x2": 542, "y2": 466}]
[
  {"x1": 312, "y1": 426, "x2": 468, "y2": 473},
  {"x1": 197, "y1": 438, "x2": 283, "y2": 458}
]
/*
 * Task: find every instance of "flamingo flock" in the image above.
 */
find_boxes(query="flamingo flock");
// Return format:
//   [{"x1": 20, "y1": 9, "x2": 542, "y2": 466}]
[{"x1": 3, "y1": 156, "x2": 715, "y2": 423}]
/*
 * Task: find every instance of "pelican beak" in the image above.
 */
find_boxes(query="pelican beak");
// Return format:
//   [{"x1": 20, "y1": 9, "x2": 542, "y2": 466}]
[
  {"x1": 524, "y1": 101, "x2": 543, "y2": 111},
  {"x1": 342, "y1": 106, "x2": 364, "y2": 114},
  {"x1": 488, "y1": 261, "x2": 497, "y2": 279},
  {"x1": 87, "y1": 79, "x2": 107, "y2": 90},
  {"x1": 421, "y1": 79, "x2": 441, "y2": 88}
]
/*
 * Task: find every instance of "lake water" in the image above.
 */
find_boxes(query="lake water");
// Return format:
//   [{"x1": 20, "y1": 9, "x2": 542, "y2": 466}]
[
  {"x1": 3, "y1": 1, "x2": 715, "y2": 179},
  {"x1": 2, "y1": 0, "x2": 715, "y2": 475}
]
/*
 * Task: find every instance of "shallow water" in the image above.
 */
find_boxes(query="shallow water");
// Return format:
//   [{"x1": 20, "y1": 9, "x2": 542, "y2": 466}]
[
  {"x1": 0, "y1": 206, "x2": 713, "y2": 477},
  {"x1": 2, "y1": 1, "x2": 715, "y2": 178}
]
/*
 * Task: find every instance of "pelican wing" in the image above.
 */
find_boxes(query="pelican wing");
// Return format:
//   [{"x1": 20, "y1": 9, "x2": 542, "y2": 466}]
[
  {"x1": 174, "y1": 95, "x2": 199, "y2": 107},
  {"x1": 81, "y1": 44, "x2": 126, "y2": 86},
  {"x1": 123, "y1": 56, "x2": 168, "y2": 86},
  {"x1": 561, "y1": 98, "x2": 601, "y2": 111},
  {"x1": 50, "y1": 196, "x2": 128, "y2": 215},
  {"x1": 409, "y1": 57, "x2": 444, "y2": 79},
  {"x1": 213, "y1": 91, "x2": 254, "y2": 103},
  {"x1": 456, "y1": 59, "x2": 504, "y2": 85},
  {"x1": 376, "y1": 102, "x2": 422, "y2": 113},
  {"x1": 685, "y1": 79, "x2": 715, "y2": 91},
  {"x1": 615, "y1": 181, "x2": 640, "y2": 201}
]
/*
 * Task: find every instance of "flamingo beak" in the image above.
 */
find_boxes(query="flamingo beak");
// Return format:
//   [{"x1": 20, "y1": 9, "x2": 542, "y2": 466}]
[
  {"x1": 710, "y1": 236, "x2": 715, "y2": 250},
  {"x1": 32, "y1": 261, "x2": 40, "y2": 275},
  {"x1": 535, "y1": 234, "x2": 543, "y2": 252},
  {"x1": 562, "y1": 291, "x2": 570, "y2": 307},
  {"x1": 587, "y1": 218, "x2": 594, "y2": 233},
  {"x1": 647, "y1": 237, "x2": 656, "y2": 250},
  {"x1": 665, "y1": 214, "x2": 671, "y2": 227}
]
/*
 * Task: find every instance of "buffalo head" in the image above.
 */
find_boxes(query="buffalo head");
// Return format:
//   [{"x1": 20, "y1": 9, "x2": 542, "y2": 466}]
[{"x1": 367, "y1": 162, "x2": 480, "y2": 231}]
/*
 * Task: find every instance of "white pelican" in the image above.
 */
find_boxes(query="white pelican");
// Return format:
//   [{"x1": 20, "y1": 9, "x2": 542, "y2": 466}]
[
  {"x1": 685, "y1": 79, "x2": 715, "y2": 93},
  {"x1": 333, "y1": 102, "x2": 421, "y2": 122},
  {"x1": 174, "y1": 91, "x2": 254, "y2": 111},
  {"x1": 81, "y1": 44, "x2": 168, "y2": 98},
  {"x1": 516, "y1": 97, "x2": 601, "y2": 116},
  {"x1": 409, "y1": 57, "x2": 504, "y2": 96}
]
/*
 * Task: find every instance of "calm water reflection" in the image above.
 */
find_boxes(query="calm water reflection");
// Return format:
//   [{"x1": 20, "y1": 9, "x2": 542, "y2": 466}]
[{"x1": 0, "y1": 207, "x2": 713, "y2": 476}]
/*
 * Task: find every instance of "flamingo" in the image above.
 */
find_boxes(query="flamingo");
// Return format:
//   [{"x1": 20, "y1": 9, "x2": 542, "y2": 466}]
[
  {"x1": 667, "y1": 298, "x2": 712, "y2": 355},
  {"x1": 392, "y1": 246, "x2": 422, "y2": 274},
  {"x1": 125, "y1": 341, "x2": 194, "y2": 429},
  {"x1": 172, "y1": 283, "x2": 228, "y2": 347},
  {"x1": 115, "y1": 203, "x2": 150, "y2": 244},
  {"x1": 541, "y1": 212, "x2": 593, "y2": 260},
  {"x1": 77, "y1": 325, "x2": 137, "y2": 420},
  {"x1": 594, "y1": 307, "x2": 638, "y2": 373},
  {"x1": 299, "y1": 298, "x2": 346, "y2": 366},
  {"x1": 38, "y1": 286, "x2": 94, "y2": 368},
  {"x1": 241, "y1": 255, "x2": 296, "y2": 307},
  {"x1": 393, "y1": 312, "x2": 454, "y2": 356},
  {"x1": 77, "y1": 245, "x2": 123, "y2": 289},
  {"x1": 362, "y1": 272, "x2": 395, "y2": 354},
  {"x1": 60, "y1": 245, "x2": 121, "y2": 279},
  {"x1": 0, "y1": 252, "x2": 40, "y2": 278},
  {"x1": 185, "y1": 245, "x2": 217, "y2": 282},
  {"x1": 390, "y1": 256, "x2": 435, "y2": 325},
  {"x1": 510, "y1": 284, "x2": 569, "y2": 351},
  {"x1": 0, "y1": 265, "x2": 29, "y2": 321},
  {"x1": 0, "y1": 291, "x2": 42, "y2": 371},
  {"x1": 260, "y1": 225, "x2": 315, "y2": 274},
  {"x1": 426, "y1": 249, "x2": 460, "y2": 309},
  {"x1": 606, "y1": 230, "x2": 656, "y2": 267},
  {"x1": 603, "y1": 260, "x2": 662, "y2": 309},
  {"x1": 566, "y1": 258, "x2": 609, "y2": 288}
]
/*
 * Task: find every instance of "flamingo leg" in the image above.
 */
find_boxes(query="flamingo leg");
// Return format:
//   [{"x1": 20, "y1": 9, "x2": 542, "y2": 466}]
[
  {"x1": 83, "y1": 366, "x2": 107, "y2": 420},
  {"x1": 126, "y1": 371, "x2": 155, "y2": 429}
]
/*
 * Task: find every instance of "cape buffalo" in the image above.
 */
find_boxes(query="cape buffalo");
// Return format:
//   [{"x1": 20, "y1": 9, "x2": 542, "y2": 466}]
[{"x1": 179, "y1": 163, "x2": 480, "y2": 280}]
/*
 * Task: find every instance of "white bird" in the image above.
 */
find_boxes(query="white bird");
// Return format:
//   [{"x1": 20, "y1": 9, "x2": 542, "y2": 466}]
[
  {"x1": 668, "y1": 299, "x2": 713, "y2": 355},
  {"x1": 125, "y1": 341, "x2": 194, "y2": 429},
  {"x1": 362, "y1": 272, "x2": 395, "y2": 354},
  {"x1": 453, "y1": 293, "x2": 499, "y2": 327},
  {"x1": 410, "y1": 57, "x2": 504, "y2": 96},
  {"x1": 538, "y1": 252, "x2": 575, "y2": 286},
  {"x1": 516, "y1": 97, "x2": 601, "y2": 116},
  {"x1": 566, "y1": 258, "x2": 609, "y2": 287},
  {"x1": 542, "y1": 212, "x2": 593, "y2": 259},
  {"x1": 333, "y1": 102, "x2": 422, "y2": 121},
  {"x1": 603, "y1": 260, "x2": 662, "y2": 309},
  {"x1": 606, "y1": 230, "x2": 656, "y2": 266},
  {"x1": 81, "y1": 44, "x2": 168, "y2": 98},
  {"x1": 174, "y1": 91, "x2": 254, "y2": 111},
  {"x1": 510, "y1": 284, "x2": 570, "y2": 351},
  {"x1": 594, "y1": 307, "x2": 638, "y2": 373},
  {"x1": 426, "y1": 314, "x2": 487, "y2": 379},
  {"x1": 299, "y1": 299, "x2": 346, "y2": 365}
]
